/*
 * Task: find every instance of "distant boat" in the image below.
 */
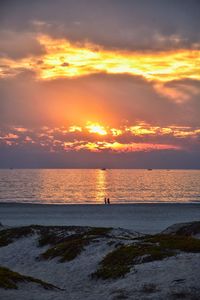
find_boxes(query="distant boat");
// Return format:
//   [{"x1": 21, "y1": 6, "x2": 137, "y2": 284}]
[
  {"x1": 147, "y1": 168, "x2": 152, "y2": 171},
  {"x1": 101, "y1": 168, "x2": 107, "y2": 171}
]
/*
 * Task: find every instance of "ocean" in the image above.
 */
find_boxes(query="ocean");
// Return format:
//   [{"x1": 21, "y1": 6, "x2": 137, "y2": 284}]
[{"x1": 0, "y1": 169, "x2": 200, "y2": 204}]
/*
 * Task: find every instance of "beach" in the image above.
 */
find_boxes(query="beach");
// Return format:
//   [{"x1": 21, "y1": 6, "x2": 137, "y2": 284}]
[
  {"x1": 1, "y1": 203, "x2": 200, "y2": 234},
  {"x1": 1, "y1": 204, "x2": 200, "y2": 299},
  {"x1": 0, "y1": 220, "x2": 200, "y2": 299}
]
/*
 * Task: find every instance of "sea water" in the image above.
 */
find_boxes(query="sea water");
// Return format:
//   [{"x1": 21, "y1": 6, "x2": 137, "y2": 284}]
[{"x1": 0, "y1": 169, "x2": 200, "y2": 204}]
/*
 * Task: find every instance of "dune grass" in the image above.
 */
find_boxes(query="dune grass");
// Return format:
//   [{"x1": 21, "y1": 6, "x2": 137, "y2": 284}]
[
  {"x1": 87, "y1": 227, "x2": 111, "y2": 237},
  {"x1": 92, "y1": 243, "x2": 173, "y2": 279},
  {"x1": 172, "y1": 221, "x2": 200, "y2": 236},
  {"x1": 0, "y1": 225, "x2": 112, "y2": 250},
  {"x1": 0, "y1": 225, "x2": 112, "y2": 263},
  {"x1": 38, "y1": 230, "x2": 65, "y2": 247},
  {"x1": 40, "y1": 227, "x2": 112, "y2": 262},
  {"x1": 0, "y1": 266, "x2": 60, "y2": 290},
  {"x1": 0, "y1": 226, "x2": 34, "y2": 247},
  {"x1": 41, "y1": 234, "x2": 90, "y2": 262},
  {"x1": 144, "y1": 234, "x2": 200, "y2": 252},
  {"x1": 93, "y1": 234, "x2": 200, "y2": 279}
]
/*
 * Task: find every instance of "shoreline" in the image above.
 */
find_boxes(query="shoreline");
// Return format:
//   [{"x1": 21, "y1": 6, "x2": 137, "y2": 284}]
[
  {"x1": 1, "y1": 201, "x2": 200, "y2": 206},
  {"x1": 1, "y1": 202, "x2": 200, "y2": 234}
]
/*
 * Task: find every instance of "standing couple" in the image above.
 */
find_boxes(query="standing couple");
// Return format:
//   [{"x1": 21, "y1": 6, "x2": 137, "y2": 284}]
[{"x1": 104, "y1": 198, "x2": 110, "y2": 204}]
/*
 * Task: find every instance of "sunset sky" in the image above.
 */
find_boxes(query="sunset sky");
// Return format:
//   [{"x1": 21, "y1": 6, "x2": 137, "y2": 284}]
[{"x1": 0, "y1": 0, "x2": 200, "y2": 168}]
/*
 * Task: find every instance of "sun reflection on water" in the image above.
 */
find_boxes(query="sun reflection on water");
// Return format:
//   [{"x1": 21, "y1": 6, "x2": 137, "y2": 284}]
[{"x1": 95, "y1": 170, "x2": 108, "y2": 204}]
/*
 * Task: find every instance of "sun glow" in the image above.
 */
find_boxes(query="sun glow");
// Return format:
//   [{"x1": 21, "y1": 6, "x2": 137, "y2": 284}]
[{"x1": 86, "y1": 122, "x2": 107, "y2": 135}]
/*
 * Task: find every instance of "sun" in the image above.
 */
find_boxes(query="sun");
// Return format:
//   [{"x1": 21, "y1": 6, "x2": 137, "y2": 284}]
[{"x1": 86, "y1": 122, "x2": 107, "y2": 135}]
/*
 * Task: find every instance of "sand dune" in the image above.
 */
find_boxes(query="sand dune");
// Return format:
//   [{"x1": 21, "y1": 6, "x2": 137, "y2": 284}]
[{"x1": 0, "y1": 222, "x2": 200, "y2": 299}]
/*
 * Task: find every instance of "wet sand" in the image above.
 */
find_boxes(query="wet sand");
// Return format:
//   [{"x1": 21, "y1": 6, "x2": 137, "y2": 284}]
[{"x1": 1, "y1": 203, "x2": 200, "y2": 233}]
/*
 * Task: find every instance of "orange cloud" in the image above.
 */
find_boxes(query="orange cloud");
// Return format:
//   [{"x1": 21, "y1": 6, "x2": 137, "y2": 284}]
[
  {"x1": 1, "y1": 34, "x2": 199, "y2": 104},
  {"x1": 68, "y1": 126, "x2": 82, "y2": 132},
  {"x1": 125, "y1": 123, "x2": 159, "y2": 135},
  {"x1": 4, "y1": 133, "x2": 19, "y2": 139},
  {"x1": 1, "y1": 122, "x2": 200, "y2": 153},
  {"x1": 14, "y1": 127, "x2": 28, "y2": 133},
  {"x1": 0, "y1": 35, "x2": 200, "y2": 86},
  {"x1": 64, "y1": 141, "x2": 180, "y2": 152}
]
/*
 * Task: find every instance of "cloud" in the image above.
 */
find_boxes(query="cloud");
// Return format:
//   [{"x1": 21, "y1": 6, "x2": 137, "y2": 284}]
[
  {"x1": 0, "y1": 34, "x2": 199, "y2": 113},
  {"x1": 1, "y1": 34, "x2": 200, "y2": 84},
  {"x1": 0, "y1": 30, "x2": 46, "y2": 59},
  {"x1": 61, "y1": 62, "x2": 70, "y2": 67},
  {"x1": 1, "y1": 122, "x2": 200, "y2": 156},
  {"x1": 155, "y1": 78, "x2": 200, "y2": 103},
  {"x1": 0, "y1": 0, "x2": 199, "y2": 168},
  {"x1": 1, "y1": 72, "x2": 200, "y2": 130},
  {"x1": 0, "y1": 145, "x2": 200, "y2": 169},
  {"x1": 1, "y1": 0, "x2": 200, "y2": 51}
]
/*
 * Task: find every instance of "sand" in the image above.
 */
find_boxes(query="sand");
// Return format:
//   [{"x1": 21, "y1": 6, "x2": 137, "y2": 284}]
[
  {"x1": 1, "y1": 203, "x2": 200, "y2": 233},
  {"x1": 1, "y1": 203, "x2": 200, "y2": 299},
  {"x1": 0, "y1": 224, "x2": 200, "y2": 300}
]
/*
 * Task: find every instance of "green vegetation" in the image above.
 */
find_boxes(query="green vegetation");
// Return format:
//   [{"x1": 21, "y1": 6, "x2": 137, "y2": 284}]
[
  {"x1": 38, "y1": 226, "x2": 111, "y2": 248},
  {"x1": 93, "y1": 234, "x2": 200, "y2": 280},
  {"x1": 41, "y1": 234, "x2": 90, "y2": 262},
  {"x1": 0, "y1": 225, "x2": 66, "y2": 248},
  {"x1": 0, "y1": 226, "x2": 34, "y2": 247},
  {"x1": 173, "y1": 221, "x2": 200, "y2": 236},
  {"x1": 40, "y1": 227, "x2": 112, "y2": 262},
  {"x1": 0, "y1": 266, "x2": 60, "y2": 290},
  {"x1": 92, "y1": 243, "x2": 173, "y2": 279},
  {"x1": 38, "y1": 230, "x2": 64, "y2": 247},
  {"x1": 87, "y1": 227, "x2": 111, "y2": 236},
  {"x1": 0, "y1": 225, "x2": 113, "y2": 263},
  {"x1": 144, "y1": 234, "x2": 200, "y2": 253},
  {"x1": 0, "y1": 225, "x2": 112, "y2": 247}
]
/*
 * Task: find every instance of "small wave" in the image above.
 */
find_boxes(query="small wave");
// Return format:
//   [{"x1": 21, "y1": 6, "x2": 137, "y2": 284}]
[{"x1": 189, "y1": 200, "x2": 200, "y2": 203}]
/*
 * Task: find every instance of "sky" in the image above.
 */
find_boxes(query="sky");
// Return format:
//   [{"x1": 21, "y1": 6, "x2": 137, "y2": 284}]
[{"x1": 0, "y1": 0, "x2": 200, "y2": 168}]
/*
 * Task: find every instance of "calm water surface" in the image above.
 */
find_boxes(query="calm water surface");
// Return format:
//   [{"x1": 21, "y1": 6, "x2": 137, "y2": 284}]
[{"x1": 0, "y1": 169, "x2": 200, "y2": 204}]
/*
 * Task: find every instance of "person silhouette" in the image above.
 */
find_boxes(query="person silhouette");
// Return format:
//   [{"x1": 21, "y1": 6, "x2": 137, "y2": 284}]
[
  {"x1": 104, "y1": 197, "x2": 107, "y2": 204},
  {"x1": 107, "y1": 198, "x2": 110, "y2": 204}
]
